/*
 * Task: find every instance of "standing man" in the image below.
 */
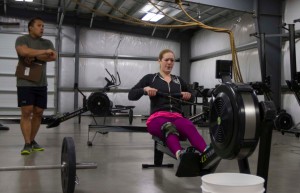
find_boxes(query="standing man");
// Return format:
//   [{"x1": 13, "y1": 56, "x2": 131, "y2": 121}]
[{"x1": 15, "y1": 17, "x2": 57, "y2": 155}]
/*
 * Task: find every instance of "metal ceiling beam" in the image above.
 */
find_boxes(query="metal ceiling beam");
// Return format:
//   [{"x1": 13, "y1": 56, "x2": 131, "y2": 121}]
[
  {"x1": 109, "y1": 0, "x2": 127, "y2": 15},
  {"x1": 90, "y1": 12, "x2": 95, "y2": 28},
  {"x1": 125, "y1": 0, "x2": 147, "y2": 16},
  {"x1": 200, "y1": 9, "x2": 229, "y2": 23},
  {"x1": 76, "y1": 0, "x2": 85, "y2": 15},
  {"x1": 159, "y1": 4, "x2": 198, "y2": 25},
  {"x1": 168, "y1": 4, "x2": 211, "y2": 25},
  {"x1": 0, "y1": 6, "x2": 56, "y2": 21},
  {"x1": 93, "y1": 0, "x2": 104, "y2": 10},
  {"x1": 183, "y1": 0, "x2": 254, "y2": 13},
  {"x1": 58, "y1": 0, "x2": 73, "y2": 26},
  {"x1": 42, "y1": 0, "x2": 44, "y2": 11},
  {"x1": 4, "y1": 0, "x2": 7, "y2": 15},
  {"x1": 57, "y1": 0, "x2": 62, "y2": 7},
  {"x1": 58, "y1": 0, "x2": 65, "y2": 27},
  {"x1": 65, "y1": 0, "x2": 73, "y2": 9},
  {"x1": 0, "y1": 6, "x2": 181, "y2": 41},
  {"x1": 90, "y1": 0, "x2": 104, "y2": 28}
]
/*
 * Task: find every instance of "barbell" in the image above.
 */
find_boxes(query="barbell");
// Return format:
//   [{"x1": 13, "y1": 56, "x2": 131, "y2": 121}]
[{"x1": 0, "y1": 137, "x2": 97, "y2": 193}]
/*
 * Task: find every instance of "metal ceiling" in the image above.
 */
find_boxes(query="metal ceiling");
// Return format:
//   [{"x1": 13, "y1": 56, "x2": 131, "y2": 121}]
[{"x1": 0, "y1": 0, "x2": 248, "y2": 39}]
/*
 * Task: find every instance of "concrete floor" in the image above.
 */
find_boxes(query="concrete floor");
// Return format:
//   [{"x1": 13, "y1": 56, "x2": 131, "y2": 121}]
[{"x1": 0, "y1": 116, "x2": 299, "y2": 193}]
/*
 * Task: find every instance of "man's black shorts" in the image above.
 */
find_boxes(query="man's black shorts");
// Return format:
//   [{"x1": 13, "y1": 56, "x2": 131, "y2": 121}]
[{"x1": 17, "y1": 86, "x2": 47, "y2": 109}]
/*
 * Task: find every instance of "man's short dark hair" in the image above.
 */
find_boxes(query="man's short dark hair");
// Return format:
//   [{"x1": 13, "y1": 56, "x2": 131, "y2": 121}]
[{"x1": 28, "y1": 17, "x2": 43, "y2": 32}]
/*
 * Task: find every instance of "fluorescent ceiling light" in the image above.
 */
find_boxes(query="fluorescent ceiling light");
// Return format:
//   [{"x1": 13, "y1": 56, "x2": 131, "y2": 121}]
[
  {"x1": 150, "y1": 14, "x2": 164, "y2": 22},
  {"x1": 142, "y1": 4, "x2": 153, "y2": 12},
  {"x1": 142, "y1": 13, "x2": 156, "y2": 21},
  {"x1": 142, "y1": 13, "x2": 164, "y2": 22}
]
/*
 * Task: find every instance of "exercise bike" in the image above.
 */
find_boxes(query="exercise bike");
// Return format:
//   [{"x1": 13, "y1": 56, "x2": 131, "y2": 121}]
[{"x1": 46, "y1": 69, "x2": 135, "y2": 128}]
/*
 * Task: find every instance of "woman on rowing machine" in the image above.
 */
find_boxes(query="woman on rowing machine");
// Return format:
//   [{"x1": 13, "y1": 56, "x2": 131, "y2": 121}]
[{"x1": 128, "y1": 49, "x2": 208, "y2": 160}]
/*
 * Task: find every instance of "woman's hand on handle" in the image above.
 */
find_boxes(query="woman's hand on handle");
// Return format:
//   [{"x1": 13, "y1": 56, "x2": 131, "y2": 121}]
[
  {"x1": 144, "y1": 87, "x2": 158, "y2": 97},
  {"x1": 181, "y1": 92, "x2": 192, "y2": 101}
]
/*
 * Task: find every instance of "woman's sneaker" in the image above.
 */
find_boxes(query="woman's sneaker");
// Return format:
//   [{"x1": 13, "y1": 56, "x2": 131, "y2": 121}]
[
  {"x1": 175, "y1": 147, "x2": 202, "y2": 177},
  {"x1": 31, "y1": 140, "x2": 45, "y2": 151},
  {"x1": 21, "y1": 143, "x2": 32, "y2": 155}
]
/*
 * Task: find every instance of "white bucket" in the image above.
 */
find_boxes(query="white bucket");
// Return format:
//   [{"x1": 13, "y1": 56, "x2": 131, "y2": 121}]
[
  {"x1": 200, "y1": 186, "x2": 211, "y2": 193},
  {"x1": 201, "y1": 173, "x2": 265, "y2": 193}
]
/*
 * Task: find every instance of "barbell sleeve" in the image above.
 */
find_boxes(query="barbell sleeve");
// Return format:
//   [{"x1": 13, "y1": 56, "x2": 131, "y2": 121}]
[{"x1": 75, "y1": 162, "x2": 98, "y2": 169}]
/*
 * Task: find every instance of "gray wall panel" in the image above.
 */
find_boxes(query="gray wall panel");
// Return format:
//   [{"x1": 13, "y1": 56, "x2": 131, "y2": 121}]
[
  {"x1": 191, "y1": 14, "x2": 256, "y2": 58},
  {"x1": 0, "y1": 59, "x2": 18, "y2": 74},
  {"x1": 0, "y1": 34, "x2": 19, "y2": 57},
  {"x1": 59, "y1": 57, "x2": 75, "y2": 88},
  {"x1": 58, "y1": 92, "x2": 75, "y2": 113},
  {"x1": 0, "y1": 77, "x2": 17, "y2": 91},
  {"x1": 284, "y1": 0, "x2": 300, "y2": 30},
  {"x1": 79, "y1": 28, "x2": 180, "y2": 57},
  {"x1": 190, "y1": 48, "x2": 261, "y2": 88},
  {"x1": 61, "y1": 26, "x2": 76, "y2": 53}
]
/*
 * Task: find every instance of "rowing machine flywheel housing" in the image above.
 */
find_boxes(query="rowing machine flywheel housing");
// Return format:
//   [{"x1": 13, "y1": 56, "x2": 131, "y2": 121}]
[
  {"x1": 209, "y1": 83, "x2": 261, "y2": 160},
  {"x1": 87, "y1": 92, "x2": 112, "y2": 116}
]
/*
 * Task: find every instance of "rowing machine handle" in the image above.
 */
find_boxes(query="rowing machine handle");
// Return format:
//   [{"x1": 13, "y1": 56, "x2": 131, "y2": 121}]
[
  {"x1": 143, "y1": 90, "x2": 182, "y2": 98},
  {"x1": 156, "y1": 91, "x2": 182, "y2": 98}
]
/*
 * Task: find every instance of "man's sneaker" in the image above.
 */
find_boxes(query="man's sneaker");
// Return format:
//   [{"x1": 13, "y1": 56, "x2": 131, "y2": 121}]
[
  {"x1": 21, "y1": 143, "x2": 32, "y2": 155},
  {"x1": 31, "y1": 140, "x2": 45, "y2": 151}
]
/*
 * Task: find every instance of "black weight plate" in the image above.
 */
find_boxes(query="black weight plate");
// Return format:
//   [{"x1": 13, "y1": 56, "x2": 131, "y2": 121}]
[
  {"x1": 61, "y1": 137, "x2": 76, "y2": 193},
  {"x1": 87, "y1": 92, "x2": 111, "y2": 116}
]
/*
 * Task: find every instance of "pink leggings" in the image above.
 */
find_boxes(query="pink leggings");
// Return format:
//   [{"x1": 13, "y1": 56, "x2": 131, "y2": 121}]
[{"x1": 146, "y1": 116, "x2": 207, "y2": 155}]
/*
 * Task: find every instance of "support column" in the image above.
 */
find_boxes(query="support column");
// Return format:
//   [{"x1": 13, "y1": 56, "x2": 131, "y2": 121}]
[
  {"x1": 74, "y1": 25, "x2": 80, "y2": 110},
  {"x1": 179, "y1": 30, "x2": 192, "y2": 83},
  {"x1": 180, "y1": 30, "x2": 193, "y2": 116},
  {"x1": 254, "y1": 0, "x2": 283, "y2": 110}
]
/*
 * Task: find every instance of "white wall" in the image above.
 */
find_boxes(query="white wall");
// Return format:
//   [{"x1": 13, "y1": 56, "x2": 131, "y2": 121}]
[
  {"x1": 59, "y1": 27, "x2": 180, "y2": 115},
  {"x1": 191, "y1": 13, "x2": 259, "y2": 86},
  {"x1": 191, "y1": 13, "x2": 256, "y2": 58},
  {"x1": 191, "y1": 49, "x2": 260, "y2": 88}
]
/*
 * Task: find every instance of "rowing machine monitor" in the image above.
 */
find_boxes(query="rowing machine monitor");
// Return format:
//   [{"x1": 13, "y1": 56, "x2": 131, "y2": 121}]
[{"x1": 216, "y1": 60, "x2": 232, "y2": 83}]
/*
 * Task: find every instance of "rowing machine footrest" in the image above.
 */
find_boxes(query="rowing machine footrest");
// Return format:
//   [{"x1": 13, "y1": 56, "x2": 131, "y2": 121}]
[
  {"x1": 176, "y1": 146, "x2": 221, "y2": 177},
  {"x1": 143, "y1": 136, "x2": 186, "y2": 168},
  {"x1": 142, "y1": 136, "x2": 176, "y2": 168}
]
